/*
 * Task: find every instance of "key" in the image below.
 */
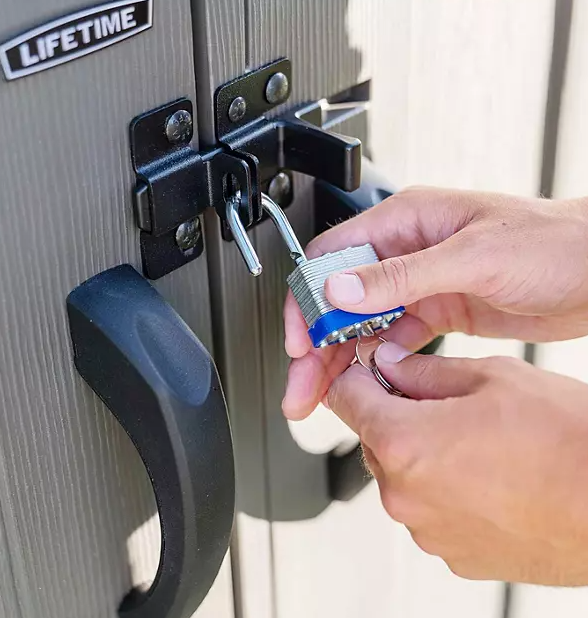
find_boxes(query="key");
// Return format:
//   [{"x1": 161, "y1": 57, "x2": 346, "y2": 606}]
[{"x1": 354, "y1": 336, "x2": 408, "y2": 397}]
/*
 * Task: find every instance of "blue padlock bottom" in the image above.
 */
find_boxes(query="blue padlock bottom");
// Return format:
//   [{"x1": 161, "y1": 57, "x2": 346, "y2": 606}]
[{"x1": 308, "y1": 307, "x2": 406, "y2": 348}]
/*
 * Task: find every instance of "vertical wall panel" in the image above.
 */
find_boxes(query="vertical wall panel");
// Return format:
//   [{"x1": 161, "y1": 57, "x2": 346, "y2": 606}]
[
  {"x1": 362, "y1": 2, "x2": 555, "y2": 616},
  {"x1": 511, "y1": 1, "x2": 588, "y2": 615}
]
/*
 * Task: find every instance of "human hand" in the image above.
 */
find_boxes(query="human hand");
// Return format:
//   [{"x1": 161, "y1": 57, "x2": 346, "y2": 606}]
[
  {"x1": 283, "y1": 187, "x2": 588, "y2": 419},
  {"x1": 327, "y1": 342, "x2": 588, "y2": 585}
]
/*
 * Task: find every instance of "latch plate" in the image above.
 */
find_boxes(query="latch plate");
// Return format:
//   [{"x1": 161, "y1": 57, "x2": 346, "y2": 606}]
[
  {"x1": 128, "y1": 58, "x2": 362, "y2": 280},
  {"x1": 129, "y1": 98, "x2": 205, "y2": 279}
]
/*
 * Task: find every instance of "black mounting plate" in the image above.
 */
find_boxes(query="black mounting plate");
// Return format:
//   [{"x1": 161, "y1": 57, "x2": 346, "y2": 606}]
[
  {"x1": 129, "y1": 98, "x2": 206, "y2": 279},
  {"x1": 140, "y1": 221, "x2": 204, "y2": 280},
  {"x1": 215, "y1": 58, "x2": 292, "y2": 139}
]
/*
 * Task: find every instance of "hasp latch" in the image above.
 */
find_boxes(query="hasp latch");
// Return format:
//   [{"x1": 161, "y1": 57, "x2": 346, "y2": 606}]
[{"x1": 129, "y1": 58, "x2": 362, "y2": 279}]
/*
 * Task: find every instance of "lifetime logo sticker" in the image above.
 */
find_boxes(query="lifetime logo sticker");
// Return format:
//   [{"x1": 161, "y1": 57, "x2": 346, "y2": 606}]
[{"x1": 0, "y1": 0, "x2": 153, "y2": 81}]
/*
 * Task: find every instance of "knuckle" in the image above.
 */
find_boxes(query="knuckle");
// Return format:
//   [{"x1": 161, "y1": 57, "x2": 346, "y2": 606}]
[
  {"x1": 409, "y1": 530, "x2": 445, "y2": 559},
  {"x1": 406, "y1": 356, "x2": 441, "y2": 392},
  {"x1": 305, "y1": 234, "x2": 330, "y2": 259},
  {"x1": 445, "y1": 559, "x2": 482, "y2": 580},
  {"x1": 378, "y1": 256, "x2": 409, "y2": 294},
  {"x1": 481, "y1": 355, "x2": 526, "y2": 377},
  {"x1": 326, "y1": 375, "x2": 346, "y2": 412},
  {"x1": 327, "y1": 366, "x2": 369, "y2": 415},
  {"x1": 397, "y1": 185, "x2": 436, "y2": 199},
  {"x1": 445, "y1": 560, "x2": 468, "y2": 579},
  {"x1": 374, "y1": 425, "x2": 421, "y2": 477},
  {"x1": 410, "y1": 355, "x2": 434, "y2": 382},
  {"x1": 380, "y1": 490, "x2": 420, "y2": 526}
]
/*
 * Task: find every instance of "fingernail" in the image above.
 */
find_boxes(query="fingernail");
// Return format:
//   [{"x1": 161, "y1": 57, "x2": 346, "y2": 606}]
[
  {"x1": 376, "y1": 341, "x2": 412, "y2": 365},
  {"x1": 327, "y1": 272, "x2": 365, "y2": 305}
]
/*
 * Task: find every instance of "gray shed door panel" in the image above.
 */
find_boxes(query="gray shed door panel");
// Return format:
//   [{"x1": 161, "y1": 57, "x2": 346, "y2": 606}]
[{"x1": 0, "y1": 1, "x2": 234, "y2": 617}]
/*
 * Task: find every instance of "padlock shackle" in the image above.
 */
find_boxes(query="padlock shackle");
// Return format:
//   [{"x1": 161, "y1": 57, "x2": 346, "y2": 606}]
[
  {"x1": 225, "y1": 195, "x2": 263, "y2": 276},
  {"x1": 260, "y1": 194, "x2": 307, "y2": 265},
  {"x1": 226, "y1": 193, "x2": 306, "y2": 276}
]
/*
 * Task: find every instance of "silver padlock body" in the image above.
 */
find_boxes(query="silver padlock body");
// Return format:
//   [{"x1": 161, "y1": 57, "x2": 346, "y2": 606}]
[
  {"x1": 287, "y1": 244, "x2": 378, "y2": 326},
  {"x1": 287, "y1": 243, "x2": 404, "y2": 346}
]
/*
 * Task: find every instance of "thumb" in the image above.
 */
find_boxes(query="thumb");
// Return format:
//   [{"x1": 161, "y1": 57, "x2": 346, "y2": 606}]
[
  {"x1": 374, "y1": 341, "x2": 486, "y2": 399},
  {"x1": 324, "y1": 232, "x2": 478, "y2": 313}
]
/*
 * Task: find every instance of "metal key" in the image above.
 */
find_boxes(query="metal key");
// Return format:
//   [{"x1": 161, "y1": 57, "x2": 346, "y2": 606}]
[{"x1": 354, "y1": 336, "x2": 408, "y2": 397}]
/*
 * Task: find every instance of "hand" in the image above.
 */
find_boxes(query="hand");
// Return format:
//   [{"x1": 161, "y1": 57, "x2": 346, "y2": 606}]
[
  {"x1": 283, "y1": 187, "x2": 588, "y2": 419},
  {"x1": 327, "y1": 342, "x2": 588, "y2": 585}
]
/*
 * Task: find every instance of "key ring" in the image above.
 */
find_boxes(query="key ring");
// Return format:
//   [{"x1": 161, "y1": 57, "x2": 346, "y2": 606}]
[
  {"x1": 354, "y1": 335, "x2": 408, "y2": 398},
  {"x1": 354, "y1": 335, "x2": 387, "y2": 370}
]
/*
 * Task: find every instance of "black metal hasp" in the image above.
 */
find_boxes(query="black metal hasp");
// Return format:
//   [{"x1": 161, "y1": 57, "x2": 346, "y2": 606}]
[{"x1": 129, "y1": 58, "x2": 362, "y2": 279}]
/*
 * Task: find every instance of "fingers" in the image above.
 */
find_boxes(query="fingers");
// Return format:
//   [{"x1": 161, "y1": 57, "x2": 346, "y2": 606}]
[
  {"x1": 306, "y1": 186, "x2": 481, "y2": 261},
  {"x1": 282, "y1": 312, "x2": 437, "y2": 420},
  {"x1": 378, "y1": 312, "x2": 437, "y2": 352},
  {"x1": 325, "y1": 231, "x2": 480, "y2": 314},
  {"x1": 327, "y1": 364, "x2": 415, "y2": 443},
  {"x1": 326, "y1": 364, "x2": 442, "y2": 476},
  {"x1": 305, "y1": 207, "x2": 375, "y2": 259},
  {"x1": 282, "y1": 341, "x2": 356, "y2": 420},
  {"x1": 283, "y1": 289, "x2": 312, "y2": 358},
  {"x1": 374, "y1": 342, "x2": 487, "y2": 399}
]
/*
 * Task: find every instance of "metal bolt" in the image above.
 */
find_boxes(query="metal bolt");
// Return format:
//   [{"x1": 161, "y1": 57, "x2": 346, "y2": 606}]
[
  {"x1": 265, "y1": 72, "x2": 289, "y2": 105},
  {"x1": 176, "y1": 218, "x2": 201, "y2": 252},
  {"x1": 228, "y1": 96, "x2": 247, "y2": 122},
  {"x1": 165, "y1": 110, "x2": 193, "y2": 143},
  {"x1": 268, "y1": 172, "x2": 292, "y2": 205}
]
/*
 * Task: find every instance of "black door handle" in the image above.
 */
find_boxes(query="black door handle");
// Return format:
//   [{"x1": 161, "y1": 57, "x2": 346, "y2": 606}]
[
  {"x1": 67, "y1": 265, "x2": 235, "y2": 618},
  {"x1": 315, "y1": 159, "x2": 444, "y2": 501}
]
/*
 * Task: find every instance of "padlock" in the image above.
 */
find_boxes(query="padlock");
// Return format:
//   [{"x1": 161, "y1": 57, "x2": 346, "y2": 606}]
[
  {"x1": 226, "y1": 193, "x2": 405, "y2": 348},
  {"x1": 287, "y1": 244, "x2": 405, "y2": 347}
]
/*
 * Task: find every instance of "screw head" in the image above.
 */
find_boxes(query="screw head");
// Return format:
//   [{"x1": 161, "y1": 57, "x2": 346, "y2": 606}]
[
  {"x1": 268, "y1": 172, "x2": 292, "y2": 205},
  {"x1": 165, "y1": 109, "x2": 193, "y2": 143},
  {"x1": 228, "y1": 96, "x2": 247, "y2": 123},
  {"x1": 265, "y1": 72, "x2": 289, "y2": 105},
  {"x1": 176, "y1": 218, "x2": 201, "y2": 252}
]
